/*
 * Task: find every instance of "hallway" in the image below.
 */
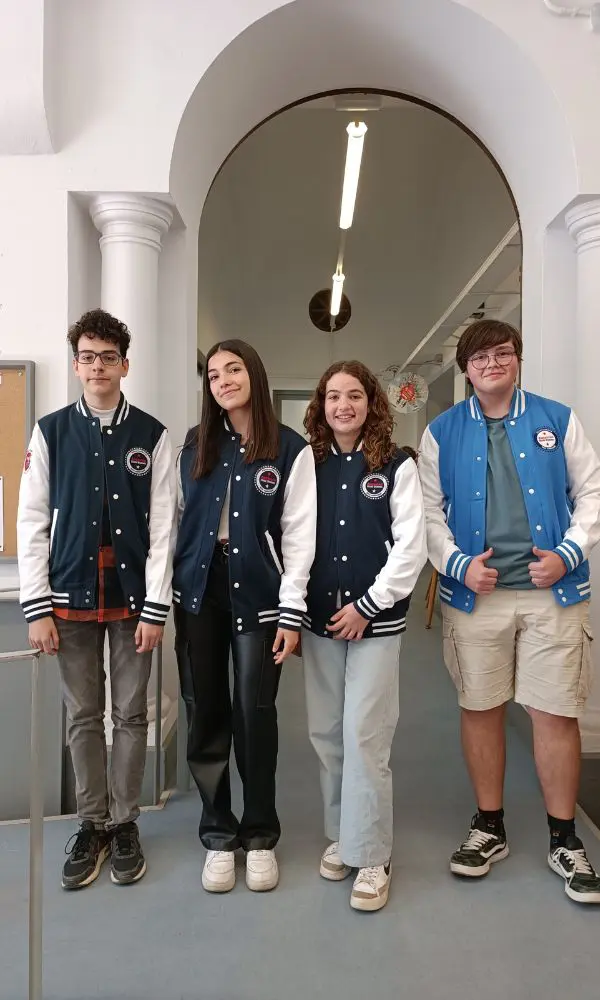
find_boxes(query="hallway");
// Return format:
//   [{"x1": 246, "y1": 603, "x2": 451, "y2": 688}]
[{"x1": 1, "y1": 603, "x2": 599, "y2": 1000}]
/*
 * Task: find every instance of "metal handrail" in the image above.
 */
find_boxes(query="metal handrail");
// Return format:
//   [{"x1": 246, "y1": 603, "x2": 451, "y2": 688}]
[
  {"x1": 0, "y1": 586, "x2": 165, "y2": 1000},
  {"x1": 0, "y1": 648, "x2": 43, "y2": 1000},
  {"x1": 1, "y1": 587, "x2": 164, "y2": 803}
]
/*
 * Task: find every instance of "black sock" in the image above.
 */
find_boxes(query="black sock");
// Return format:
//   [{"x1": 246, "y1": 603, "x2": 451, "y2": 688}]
[
  {"x1": 477, "y1": 808, "x2": 504, "y2": 834},
  {"x1": 548, "y1": 814, "x2": 575, "y2": 849}
]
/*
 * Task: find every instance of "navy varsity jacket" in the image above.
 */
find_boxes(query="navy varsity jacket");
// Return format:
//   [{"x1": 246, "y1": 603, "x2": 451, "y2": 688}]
[
  {"x1": 304, "y1": 444, "x2": 427, "y2": 638},
  {"x1": 173, "y1": 420, "x2": 317, "y2": 632},
  {"x1": 17, "y1": 393, "x2": 177, "y2": 624}
]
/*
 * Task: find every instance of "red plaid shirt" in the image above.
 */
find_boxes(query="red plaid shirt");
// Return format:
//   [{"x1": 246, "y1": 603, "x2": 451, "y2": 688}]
[{"x1": 53, "y1": 545, "x2": 137, "y2": 623}]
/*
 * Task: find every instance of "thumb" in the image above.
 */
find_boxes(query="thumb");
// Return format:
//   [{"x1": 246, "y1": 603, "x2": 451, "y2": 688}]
[
  {"x1": 476, "y1": 548, "x2": 494, "y2": 562},
  {"x1": 532, "y1": 546, "x2": 546, "y2": 558}
]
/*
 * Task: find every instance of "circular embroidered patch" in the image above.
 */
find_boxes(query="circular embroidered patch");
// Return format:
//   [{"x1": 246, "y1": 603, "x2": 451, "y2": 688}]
[
  {"x1": 125, "y1": 447, "x2": 152, "y2": 476},
  {"x1": 360, "y1": 473, "x2": 389, "y2": 500},
  {"x1": 254, "y1": 465, "x2": 281, "y2": 496},
  {"x1": 23, "y1": 449, "x2": 32, "y2": 473},
  {"x1": 534, "y1": 428, "x2": 558, "y2": 451}
]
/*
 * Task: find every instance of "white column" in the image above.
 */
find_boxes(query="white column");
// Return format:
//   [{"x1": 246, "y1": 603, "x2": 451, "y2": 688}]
[
  {"x1": 91, "y1": 194, "x2": 172, "y2": 415},
  {"x1": 566, "y1": 199, "x2": 600, "y2": 752}
]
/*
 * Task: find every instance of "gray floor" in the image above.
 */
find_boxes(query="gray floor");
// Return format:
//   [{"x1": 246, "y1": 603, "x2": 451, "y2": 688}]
[{"x1": 1, "y1": 604, "x2": 600, "y2": 1000}]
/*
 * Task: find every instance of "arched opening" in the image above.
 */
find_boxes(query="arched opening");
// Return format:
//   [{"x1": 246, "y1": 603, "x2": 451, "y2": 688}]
[
  {"x1": 167, "y1": 0, "x2": 578, "y2": 445},
  {"x1": 195, "y1": 89, "x2": 521, "y2": 451}
]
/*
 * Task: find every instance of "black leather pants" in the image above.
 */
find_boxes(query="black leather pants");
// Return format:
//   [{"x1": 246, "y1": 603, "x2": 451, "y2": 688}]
[{"x1": 174, "y1": 549, "x2": 282, "y2": 850}]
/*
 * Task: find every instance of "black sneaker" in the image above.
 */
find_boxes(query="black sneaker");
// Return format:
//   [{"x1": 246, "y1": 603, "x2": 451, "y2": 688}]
[
  {"x1": 110, "y1": 822, "x2": 147, "y2": 885},
  {"x1": 548, "y1": 835, "x2": 600, "y2": 904},
  {"x1": 450, "y1": 813, "x2": 510, "y2": 877},
  {"x1": 62, "y1": 821, "x2": 110, "y2": 890}
]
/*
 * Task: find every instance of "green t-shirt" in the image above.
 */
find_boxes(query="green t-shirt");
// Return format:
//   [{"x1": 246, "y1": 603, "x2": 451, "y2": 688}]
[{"x1": 484, "y1": 416, "x2": 535, "y2": 589}]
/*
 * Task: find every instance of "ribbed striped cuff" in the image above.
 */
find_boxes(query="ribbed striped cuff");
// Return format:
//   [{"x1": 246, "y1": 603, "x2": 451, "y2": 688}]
[
  {"x1": 22, "y1": 597, "x2": 54, "y2": 623},
  {"x1": 140, "y1": 601, "x2": 170, "y2": 625},
  {"x1": 354, "y1": 590, "x2": 383, "y2": 620},
  {"x1": 278, "y1": 607, "x2": 303, "y2": 632},
  {"x1": 554, "y1": 540, "x2": 583, "y2": 574},
  {"x1": 446, "y1": 550, "x2": 473, "y2": 585}
]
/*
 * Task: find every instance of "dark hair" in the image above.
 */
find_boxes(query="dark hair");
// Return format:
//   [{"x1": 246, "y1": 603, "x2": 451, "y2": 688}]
[
  {"x1": 67, "y1": 309, "x2": 131, "y2": 357},
  {"x1": 305, "y1": 360, "x2": 396, "y2": 472},
  {"x1": 455, "y1": 319, "x2": 522, "y2": 373},
  {"x1": 402, "y1": 445, "x2": 418, "y2": 462},
  {"x1": 192, "y1": 340, "x2": 279, "y2": 479}
]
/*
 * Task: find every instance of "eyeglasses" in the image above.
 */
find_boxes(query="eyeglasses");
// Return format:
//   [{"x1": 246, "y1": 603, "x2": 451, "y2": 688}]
[
  {"x1": 75, "y1": 350, "x2": 123, "y2": 366},
  {"x1": 468, "y1": 349, "x2": 517, "y2": 371}
]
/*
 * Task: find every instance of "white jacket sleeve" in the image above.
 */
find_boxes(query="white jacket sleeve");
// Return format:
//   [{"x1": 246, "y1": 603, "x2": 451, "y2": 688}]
[
  {"x1": 17, "y1": 424, "x2": 54, "y2": 622},
  {"x1": 418, "y1": 425, "x2": 473, "y2": 584},
  {"x1": 278, "y1": 445, "x2": 317, "y2": 631},
  {"x1": 354, "y1": 457, "x2": 427, "y2": 618},
  {"x1": 141, "y1": 429, "x2": 178, "y2": 625},
  {"x1": 555, "y1": 411, "x2": 600, "y2": 570}
]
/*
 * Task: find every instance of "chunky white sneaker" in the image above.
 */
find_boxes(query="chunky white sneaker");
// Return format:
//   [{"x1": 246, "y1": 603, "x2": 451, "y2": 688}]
[
  {"x1": 246, "y1": 849, "x2": 279, "y2": 892},
  {"x1": 202, "y1": 850, "x2": 235, "y2": 893},
  {"x1": 350, "y1": 863, "x2": 392, "y2": 912},
  {"x1": 320, "y1": 842, "x2": 352, "y2": 881}
]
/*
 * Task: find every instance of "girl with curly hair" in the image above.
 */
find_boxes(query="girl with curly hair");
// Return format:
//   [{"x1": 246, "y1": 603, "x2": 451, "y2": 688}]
[{"x1": 302, "y1": 360, "x2": 427, "y2": 911}]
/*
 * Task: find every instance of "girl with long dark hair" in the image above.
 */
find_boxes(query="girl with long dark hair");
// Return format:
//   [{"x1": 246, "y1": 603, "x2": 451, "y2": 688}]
[
  {"x1": 173, "y1": 340, "x2": 316, "y2": 894},
  {"x1": 302, "y1": 360, "x2": 426, "y2": 911}
]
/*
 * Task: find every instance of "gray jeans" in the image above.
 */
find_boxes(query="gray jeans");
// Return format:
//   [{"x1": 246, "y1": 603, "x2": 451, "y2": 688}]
[
  {"x1": 56, "y1": 617, "x2": 153, "y2": 828},
  {"x1": 302, "y1": 629, "x2": 401, "y2": 868}
]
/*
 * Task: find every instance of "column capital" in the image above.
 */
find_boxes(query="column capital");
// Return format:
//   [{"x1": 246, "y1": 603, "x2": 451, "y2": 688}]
[
  {"x1": 565, "y1": 199, "x2": 600, "y2": 254},
  {"x1": 90, "y1": 194, "x2": 173, "y2": 251}
]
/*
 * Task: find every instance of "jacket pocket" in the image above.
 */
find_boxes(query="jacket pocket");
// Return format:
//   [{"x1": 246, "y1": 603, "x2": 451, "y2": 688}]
[
  {"x1": 265, "y1": 530, "x2": 284, "y2": 575},
  {"x1": 50, "y1": 508, "x2": 59, "y2": 555}
]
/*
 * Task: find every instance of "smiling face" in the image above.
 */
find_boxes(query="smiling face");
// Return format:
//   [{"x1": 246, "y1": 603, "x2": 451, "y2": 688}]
[
  {"x1": 324, "y1": 372, "x2": 369, "y2": 442},
  {"x1": 207, "y1": 350, "x2": 251, "y2": 412},
  {"x1": 466, "y1": 340, "x2": 520, "y2": 399}
]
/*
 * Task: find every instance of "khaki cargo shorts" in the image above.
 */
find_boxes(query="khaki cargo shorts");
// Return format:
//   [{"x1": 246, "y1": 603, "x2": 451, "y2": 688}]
[{"x1": 442, "y1": 589, "x2": 593, "y2": 717}]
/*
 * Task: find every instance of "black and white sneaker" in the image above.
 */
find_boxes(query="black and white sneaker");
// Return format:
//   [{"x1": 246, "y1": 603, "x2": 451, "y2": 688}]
[
  {"x1": 548, "y1": 836, "x2": 600, "y2": 904},
  {"x1": 450, "y1": 814, "x2": 510, "y2": 877},
  {"x1": 110, "y1": 822, "x2": 147, "y2": 885},
  {"x1": 62, "y1": 821, "x2": 110, "y2": 890}
]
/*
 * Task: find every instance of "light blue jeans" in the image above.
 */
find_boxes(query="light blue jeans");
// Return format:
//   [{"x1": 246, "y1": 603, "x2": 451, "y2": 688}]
[{"x1": 302, "y1": 629, "x2": 401, "y2": 868}]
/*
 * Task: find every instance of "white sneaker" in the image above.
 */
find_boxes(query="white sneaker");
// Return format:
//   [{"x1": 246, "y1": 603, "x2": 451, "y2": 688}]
[
  {"x1": 246, "y1": 849, "x2": 279, "y2": 892},
  {"x1": 320, "y1": 842, "x2": 352, "y2": 881},
  {"x1": 350, "y1": 863, "x2": 392, "y2": 912},
  {"x1": 202, "y1": 850, "x2": 235, "y2": 893}
]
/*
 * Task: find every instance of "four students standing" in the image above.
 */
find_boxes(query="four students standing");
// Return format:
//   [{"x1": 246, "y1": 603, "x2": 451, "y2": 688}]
[{"x1": 16, "y1": 311, "x2": 600, "y2": 908}]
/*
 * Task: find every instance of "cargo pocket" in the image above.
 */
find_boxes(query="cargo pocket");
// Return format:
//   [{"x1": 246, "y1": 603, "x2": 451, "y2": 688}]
[
  {"x1": 577, "y1": 623, "x2": 594, "y2": 702},
  {"x1": 442, "y1": 619, "x2": 463, "y2": 693}
]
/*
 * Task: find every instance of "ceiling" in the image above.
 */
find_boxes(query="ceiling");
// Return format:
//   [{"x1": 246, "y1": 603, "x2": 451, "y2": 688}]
[{"x1": 197, "y1": 92, "x2": 520, "y2": 384}]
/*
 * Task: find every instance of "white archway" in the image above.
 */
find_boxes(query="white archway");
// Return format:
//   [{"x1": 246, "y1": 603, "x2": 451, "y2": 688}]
[{"x1": 168, "y1": 0, "x2": 579, "y2": 406}]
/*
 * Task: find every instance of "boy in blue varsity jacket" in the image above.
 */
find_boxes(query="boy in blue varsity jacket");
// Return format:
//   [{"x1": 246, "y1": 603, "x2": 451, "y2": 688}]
[
  {"x1": 17, "y1": 310, "x2": 177, "y2": 890},
  {"x1": 302, "y1": 361, "x2": 427, "y2": 912},
  {"x1": 419, "y1": 319, "x2": 600, "y2": 904},
  {"x1": 173, "y1": 340, "x2": 316, "y2": 895}
]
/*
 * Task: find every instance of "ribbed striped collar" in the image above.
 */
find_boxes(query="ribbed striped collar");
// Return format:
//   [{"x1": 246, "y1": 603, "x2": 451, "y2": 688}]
[
  {"x1": 330, "y1": 438, "x2": 364, "y2": 456},
  {"x1": 468, "y1": 386, "x2": 526, "y2": 422},
  {"x1": 76, "y1": 392, "x2": 130, "y2": 426}
]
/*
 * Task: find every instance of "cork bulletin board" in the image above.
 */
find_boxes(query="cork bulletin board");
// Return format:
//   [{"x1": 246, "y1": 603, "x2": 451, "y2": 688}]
[{"x1": 0, "y1": 362, "x2": 35, "y2": 558}]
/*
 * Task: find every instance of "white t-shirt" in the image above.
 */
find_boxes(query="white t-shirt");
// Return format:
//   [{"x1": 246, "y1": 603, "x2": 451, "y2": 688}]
[{"x1": 88, "y1": 403, "x2": 117, "y2": 429}]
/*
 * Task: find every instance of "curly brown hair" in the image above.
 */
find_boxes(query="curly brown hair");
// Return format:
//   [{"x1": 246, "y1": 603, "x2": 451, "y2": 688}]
[
  {"x1": 305, "y1": 361, "x2": 397, "y2": 471},
  {"x1": 67, "y1": 309, "x2": 131, "y2": 357}
]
